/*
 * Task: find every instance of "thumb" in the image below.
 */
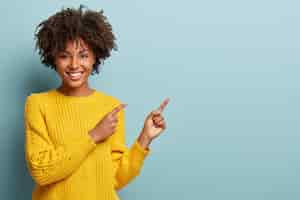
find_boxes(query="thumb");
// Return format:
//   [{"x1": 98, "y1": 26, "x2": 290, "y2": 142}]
[{"x1": 146, "y1": 109, "x2": 161, "y2": 120}]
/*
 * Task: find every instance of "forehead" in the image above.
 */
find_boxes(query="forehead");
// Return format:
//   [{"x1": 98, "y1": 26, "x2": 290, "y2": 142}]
[{"x1": 64, "y1": 38, "x2": 90, "y2": 52}]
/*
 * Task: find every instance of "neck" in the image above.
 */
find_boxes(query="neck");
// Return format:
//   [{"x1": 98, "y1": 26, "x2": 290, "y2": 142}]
[{"x1": 57, "y1": 84, "x2": 94, "y2": 97}]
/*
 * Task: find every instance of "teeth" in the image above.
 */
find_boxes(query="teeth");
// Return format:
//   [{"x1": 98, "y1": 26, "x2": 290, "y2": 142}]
[
  {"x1": 65, "y1": 72, "x2": 83, "y2": 80},
  {"x1": 67, "y1": 72, "x2": 83, "y2": 77},
  {"x1": 69, "y1": 72, "x2": 81, "y2": 77}
]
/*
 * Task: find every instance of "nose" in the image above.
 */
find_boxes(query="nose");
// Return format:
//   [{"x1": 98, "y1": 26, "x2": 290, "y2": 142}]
[{"x1": 69, "y1": 56, "x2": 80, "y2": 70}]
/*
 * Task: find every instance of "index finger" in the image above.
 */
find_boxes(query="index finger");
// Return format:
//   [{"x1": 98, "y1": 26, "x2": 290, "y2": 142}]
[
  {"x1": 110, "y1": 103, "x2": 127, "y2": 116},
  {"x1": 157, "y1": 98, "x2": 170, "y2": 113}
]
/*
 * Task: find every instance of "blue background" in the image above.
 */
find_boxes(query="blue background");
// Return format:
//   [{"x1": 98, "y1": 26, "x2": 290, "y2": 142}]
[{"x1": 1, "y1": 0, "x2": 300, "y2": 199}]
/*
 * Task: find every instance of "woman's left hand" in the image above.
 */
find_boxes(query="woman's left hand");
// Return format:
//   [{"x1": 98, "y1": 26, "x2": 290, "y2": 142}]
[{"x1": 140, "y1": 98, "x2": 170, "y2": 143}]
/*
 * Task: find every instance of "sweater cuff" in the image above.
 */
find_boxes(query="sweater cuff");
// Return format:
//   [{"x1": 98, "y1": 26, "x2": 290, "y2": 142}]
[
  {"x1": 131, "y1": 139, "x2": 150, "y2": 160},
  {"x1": 128, "y1": 140, "x2": 150, "y2": 172}
]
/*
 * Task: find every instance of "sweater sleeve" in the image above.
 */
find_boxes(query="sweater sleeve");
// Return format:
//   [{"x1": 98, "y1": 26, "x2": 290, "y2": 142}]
[
  {"x1": 24, "y1": 94, "x2": 97, "y2": 186},
  {"x1": 109, "y1": 100, "x2": 150, "y2": 190}
]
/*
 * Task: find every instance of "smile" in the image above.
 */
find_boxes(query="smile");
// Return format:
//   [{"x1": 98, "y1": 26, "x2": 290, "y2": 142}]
[{"x1": 65, "y1": 71, "x2": 84, "y2": 81}]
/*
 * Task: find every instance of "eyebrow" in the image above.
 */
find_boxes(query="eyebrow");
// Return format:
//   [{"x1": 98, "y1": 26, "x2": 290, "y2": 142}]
[{"x1": 61, "y1": 49, "x2": 89, "y2": 54}]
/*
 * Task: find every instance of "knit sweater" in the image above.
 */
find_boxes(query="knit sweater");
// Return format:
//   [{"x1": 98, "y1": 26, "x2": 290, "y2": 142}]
[{"x1": 24, "y1": 88, "x2": 150, "y2": 200}]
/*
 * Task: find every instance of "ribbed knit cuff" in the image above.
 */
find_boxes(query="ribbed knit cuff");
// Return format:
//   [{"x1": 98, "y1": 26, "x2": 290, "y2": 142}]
[{"x1": 132, "y1": 139, "x2": 150, "y2": 159}]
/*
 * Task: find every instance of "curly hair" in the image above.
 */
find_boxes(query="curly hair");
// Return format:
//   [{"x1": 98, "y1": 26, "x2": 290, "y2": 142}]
[{"x1": 34, "y1": 5, "x2": 117, "y2": 75}]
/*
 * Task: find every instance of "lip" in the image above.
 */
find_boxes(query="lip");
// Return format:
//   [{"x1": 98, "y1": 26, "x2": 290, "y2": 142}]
[
  {"x1": 64, "y1": 71, "x2": 84, "y2": 81},
  {"x1": 66, "y1": 71, "x2": 84, "y2": 74}
]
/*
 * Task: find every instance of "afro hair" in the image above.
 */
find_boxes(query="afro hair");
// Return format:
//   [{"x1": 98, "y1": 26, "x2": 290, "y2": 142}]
[{"x1": 34, "y1": 5, "x2": 117, "y2": 75}]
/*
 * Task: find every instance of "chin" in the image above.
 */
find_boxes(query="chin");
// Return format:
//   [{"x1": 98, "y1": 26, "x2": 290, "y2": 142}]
[{"x1": 64, "y1": 80, "x2": 86, "y2": 89}]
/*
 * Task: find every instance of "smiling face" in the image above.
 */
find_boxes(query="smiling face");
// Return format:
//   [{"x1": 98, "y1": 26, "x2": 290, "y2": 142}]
[{"x1": 54, "y1": 38, "x2": 96, "y2": 90}]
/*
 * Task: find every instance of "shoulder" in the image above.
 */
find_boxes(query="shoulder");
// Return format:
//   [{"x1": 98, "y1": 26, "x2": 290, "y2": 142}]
[
  {"x1": 24, "y1": 89, "x2": 59, "y2": 116},
  {"x1": 25, "y1": 89, "x2": 52, "y2": 104},
  {"x1": 24, "y1": 91, "x2": 47, "y2": 118},
  {"x1": 25, "y1": 88, "x2": 124, "y2": 107}
]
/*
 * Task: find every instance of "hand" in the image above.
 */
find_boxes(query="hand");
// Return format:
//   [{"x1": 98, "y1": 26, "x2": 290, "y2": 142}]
[
  {"x1": 89, "y1": 103, "x2": 127, "y2": 143},
  {"x1": 140, "y1": 98, "x2": 170, "y2": 142}
]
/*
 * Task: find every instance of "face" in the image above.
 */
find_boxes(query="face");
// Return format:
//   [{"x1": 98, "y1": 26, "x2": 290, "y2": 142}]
[{"x1": 54, "y1": 38, "x2": 96, "y2": 90}]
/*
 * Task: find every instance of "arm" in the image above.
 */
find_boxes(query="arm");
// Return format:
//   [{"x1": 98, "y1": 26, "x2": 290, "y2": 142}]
[
  {"x1": 24, "y1": 94, "x2": 97, "y2": 186},
  {"x1": 109, "y1": 101, "x2": 150, "y2": 191}
]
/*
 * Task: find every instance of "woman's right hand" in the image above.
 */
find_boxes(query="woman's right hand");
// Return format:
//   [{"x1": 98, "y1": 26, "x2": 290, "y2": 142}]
[{"x1": 88, "y1": 103, "x2": 127, "y2": 144}]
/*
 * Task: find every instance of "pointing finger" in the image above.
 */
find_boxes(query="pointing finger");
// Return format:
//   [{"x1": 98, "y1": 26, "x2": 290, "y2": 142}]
[
  {"x1": 110, "y1": 103, "x2": 127, "y2": 116},
  {"x1": 157, "y1": 98, "x2": 170, "y2": 113}
]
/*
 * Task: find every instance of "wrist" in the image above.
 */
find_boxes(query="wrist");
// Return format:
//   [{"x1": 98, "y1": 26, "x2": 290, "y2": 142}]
[
  {"x1": 137, "y1": 132, "x2": 152, "y2": 149},
  {"x1": 88, "y1": 128, "x2": 100, "y2": 144}
]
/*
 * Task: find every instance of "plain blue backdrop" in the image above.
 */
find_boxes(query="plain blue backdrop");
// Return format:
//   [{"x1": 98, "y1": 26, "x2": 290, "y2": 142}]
[{"x1": 1, "y1": 0, "x2": 300, "y2": 199}]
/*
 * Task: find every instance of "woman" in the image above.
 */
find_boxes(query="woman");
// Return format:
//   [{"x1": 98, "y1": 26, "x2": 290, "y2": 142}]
[{"x1": 24, "y1": 5, "x2": 169, "y2": 200}]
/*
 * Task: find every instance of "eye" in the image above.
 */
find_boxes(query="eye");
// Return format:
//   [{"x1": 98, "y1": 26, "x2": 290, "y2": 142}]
[
  {"x1": 80, "y1": 54, "x2": 89, "y2": 59},
  {"x1": 58, "y1": 54, "x2": 68, "y2": 59}
]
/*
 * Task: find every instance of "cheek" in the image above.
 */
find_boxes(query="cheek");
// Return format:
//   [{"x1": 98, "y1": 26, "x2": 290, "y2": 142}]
[
  {"x1": 57, "y1": 59, "x2": 69, "y2": 67},
  {"x1": 83, "y1": 60, "x2": 95, "y2": 73},
  {"x1": 55, "y1": 64, "x2": 67, "y2": 77},
  {"x1": 55, "y1": 59, "x2": 67, "y2": 70},
  {"x1": 84, "y1": 67, "x2": 93, "y2": 78}
]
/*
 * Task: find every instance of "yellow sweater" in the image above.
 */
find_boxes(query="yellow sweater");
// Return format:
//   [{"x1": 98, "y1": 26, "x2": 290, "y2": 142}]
[{"x1": 24, "y1": 88, "x2": 150, "y2": 200}]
